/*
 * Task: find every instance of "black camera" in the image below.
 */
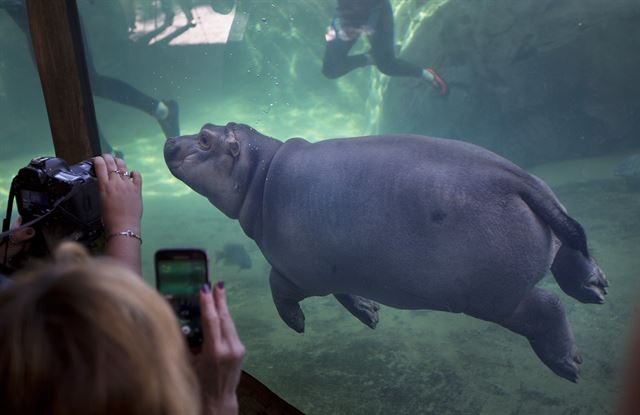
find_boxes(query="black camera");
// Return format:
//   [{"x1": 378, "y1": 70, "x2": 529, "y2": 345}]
[{"x1": 3, "y1": 156, "x2": 103, "y2": 251}]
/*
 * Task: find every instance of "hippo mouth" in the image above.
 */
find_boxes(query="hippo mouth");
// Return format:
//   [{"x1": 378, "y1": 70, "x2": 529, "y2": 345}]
[
  {"x1": 166, "y1": 158, "x2": 183, "y2": 172},
  {"x1": 164, "y1": 137, "x2": 199, "y2": 175},
  {"x1": 166, "y1": 151, "x2": 203, "y2": 178}
]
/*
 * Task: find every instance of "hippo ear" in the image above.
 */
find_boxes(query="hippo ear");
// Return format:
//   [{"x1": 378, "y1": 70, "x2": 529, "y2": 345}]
[{"x1": 226, "y1": 136, "x2": 240, "y2": 158}]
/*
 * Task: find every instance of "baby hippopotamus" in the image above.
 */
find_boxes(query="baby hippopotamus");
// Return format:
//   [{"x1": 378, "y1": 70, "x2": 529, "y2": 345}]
[{"x1": 164, "y1": 122, "x2": 608, "y2": 382}]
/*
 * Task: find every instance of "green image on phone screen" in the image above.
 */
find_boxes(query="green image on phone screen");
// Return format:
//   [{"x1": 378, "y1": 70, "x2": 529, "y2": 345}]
[{"x1": 157, "y1": 259, "x2": 206, "y2": 348}]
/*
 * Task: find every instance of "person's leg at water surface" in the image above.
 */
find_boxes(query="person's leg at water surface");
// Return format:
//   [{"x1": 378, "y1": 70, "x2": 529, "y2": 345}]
[
  {"x1": 210, "y1": 0, "x2": 235, "y2": 15},
  {"x1": 367, "y1": 0, "x2": 447, "y2": 95},
  {"x1": 1, "y1": 0, "x2": 180, "y2": 141},
  {"x1": 83, "y1": 44, "x2": 180, "y2": 139}
]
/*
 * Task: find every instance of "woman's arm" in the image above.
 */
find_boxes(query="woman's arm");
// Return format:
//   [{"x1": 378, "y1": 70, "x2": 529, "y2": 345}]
[{"x1": 93, "y1": 154, "x2": 143, "y2": 275}]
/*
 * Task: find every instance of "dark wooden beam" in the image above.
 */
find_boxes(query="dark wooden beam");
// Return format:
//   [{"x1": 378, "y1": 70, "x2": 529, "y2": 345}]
[
  {"x1": 238, "y1": 371, "x2": 305, "y2": 414},
  {"x1": 26, "y1": 0, "x2": 100, "y2": 164}
]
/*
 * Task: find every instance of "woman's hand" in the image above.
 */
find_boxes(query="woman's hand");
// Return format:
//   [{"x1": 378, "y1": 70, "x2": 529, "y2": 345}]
[
  {"x1": 0, "y1": 217, "x2": 35, "y2": 273},
  {"x1": 93, "y1": 154, "x2": 143, "y2": 275},
  {"x1": 194, "y1": 281, "x2": 245, "y2": 415},
  {"x1": 93, "y1": 154, "x2": 142, "y2": 234}
]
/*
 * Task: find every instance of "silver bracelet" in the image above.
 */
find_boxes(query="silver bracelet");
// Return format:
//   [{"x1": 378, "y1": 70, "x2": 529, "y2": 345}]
[{"x1": 106, "y1": 229, "x2": 142, "y2": 245}]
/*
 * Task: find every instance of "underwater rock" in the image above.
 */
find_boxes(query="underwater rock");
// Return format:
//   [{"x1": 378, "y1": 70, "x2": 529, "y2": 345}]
[
  {"x1": 380, "y1": 0, "x2": 640, "y2": 167},
  {"x1": 215, "y1": 243, "x2": 253, "y2": 270},
  {"x1": 165, "y1": 122, "x2": 609, "y2": 382},
  {"x1": 614, "y1": 154, "x2": 640, "y2": 191}
]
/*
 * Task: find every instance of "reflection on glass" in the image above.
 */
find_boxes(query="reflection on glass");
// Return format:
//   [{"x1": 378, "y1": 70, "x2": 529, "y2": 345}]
[
  {"x1": 3, "y1": 0, "x2": 640, "y2": 413},
  {"x1": 128, "y1": 0, "x2": 246, "y2": 46},
  {"x1": 0, "y1": 1, "x2": 53, "y2": 202}
]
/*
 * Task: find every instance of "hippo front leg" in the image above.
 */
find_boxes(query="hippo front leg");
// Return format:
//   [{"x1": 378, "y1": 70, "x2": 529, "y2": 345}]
[
  {"x1": 334, "y1": 294, "x2": 380, "y2": 329},
  {"x1": 269, "y1": 268, "x2": 307, "y2": 333}
]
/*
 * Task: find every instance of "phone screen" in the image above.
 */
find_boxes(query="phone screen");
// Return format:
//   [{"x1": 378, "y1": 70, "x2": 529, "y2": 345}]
[{"x1": 155, "y1": 249, "x2": 208, "y2": 349}]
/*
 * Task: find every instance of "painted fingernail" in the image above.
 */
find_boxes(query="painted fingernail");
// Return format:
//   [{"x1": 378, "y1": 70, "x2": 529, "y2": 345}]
[
  {"x1": 217, "y1": 281, "x2": 224, "y2": 290},
  {"x1": 201, "y1": 282, "x2": 211, "y2": 293}
]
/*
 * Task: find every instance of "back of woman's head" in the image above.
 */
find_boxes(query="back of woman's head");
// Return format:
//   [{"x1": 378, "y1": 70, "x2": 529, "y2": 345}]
[{"x1": 0, "y1": 242, "x2": 200, "y2": 415}]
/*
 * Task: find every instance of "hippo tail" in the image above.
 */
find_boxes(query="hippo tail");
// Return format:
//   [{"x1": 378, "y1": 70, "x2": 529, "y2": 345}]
[{"x1": 518, "y1": 177, "x2": 589, "y2": 258}]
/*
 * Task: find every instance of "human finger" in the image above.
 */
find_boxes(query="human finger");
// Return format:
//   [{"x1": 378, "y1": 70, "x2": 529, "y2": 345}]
[
  {"x1": 131, "y1": 170, "x2": 142, "y2": 189},
  {"x1": 10, "y1": 216, "x2": 23, "y2": 230},
  {"x1": 93, "y1": 156, "x2": 108, "y2": 183},
  {"x1": 115, "y1": 157, "x2": 129, "y2": 179},
  {"x1": 102, "y1": 153, "x2": 118, "y2": 178},
  {"x1": 199, "y1": 283, "x2": 223, "y2": 351},
  {"x1": 214, "y1": 282, "x2": 243, "y2": 348},
  {"x1": 10, "y1": 226, "x2": 35, "y2": 244}
]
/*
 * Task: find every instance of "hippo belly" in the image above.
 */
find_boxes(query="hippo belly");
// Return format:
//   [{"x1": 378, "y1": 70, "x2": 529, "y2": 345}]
[{"x1": 259, "y1": 137, "x2": 556, "y2": 315}]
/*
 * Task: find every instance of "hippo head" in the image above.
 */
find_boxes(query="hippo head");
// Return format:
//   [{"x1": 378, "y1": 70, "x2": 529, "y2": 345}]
[{"x1": 164, "y1": 122, "x2": 255, "y2": 219}]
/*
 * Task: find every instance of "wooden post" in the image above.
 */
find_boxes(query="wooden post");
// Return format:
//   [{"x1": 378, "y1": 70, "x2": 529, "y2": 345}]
[
  {"x1": 237, "y1": 371, "x2": 305, "y2": 414},
  {"x1": 26, "y1": 0, "x2": 100, "y2": 164}
]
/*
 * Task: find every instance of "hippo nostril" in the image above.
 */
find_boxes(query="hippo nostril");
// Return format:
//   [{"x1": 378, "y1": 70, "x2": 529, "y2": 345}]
[{"x1": 163, "y1": 139, "x2": 180, "y2": 159}]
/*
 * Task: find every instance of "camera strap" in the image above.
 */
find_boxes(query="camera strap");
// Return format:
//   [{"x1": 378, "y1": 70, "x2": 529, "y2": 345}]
[
  {"x1": 2, "y1": 185, "x2": 15, "y2": 233},
  {"x1": 0, "y1": 185, "x2": 82, "y2": 240}
]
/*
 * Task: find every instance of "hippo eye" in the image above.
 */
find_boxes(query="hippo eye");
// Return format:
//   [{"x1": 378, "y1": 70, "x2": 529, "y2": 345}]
[{"x1": 198, "y1": 132, "x2": 211, "y2": 150}]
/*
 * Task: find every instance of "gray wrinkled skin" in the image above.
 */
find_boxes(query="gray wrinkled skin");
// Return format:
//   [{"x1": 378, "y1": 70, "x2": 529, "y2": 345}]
[{"x1": 164, "y1": 122, "x2": 608, "y2": 382}]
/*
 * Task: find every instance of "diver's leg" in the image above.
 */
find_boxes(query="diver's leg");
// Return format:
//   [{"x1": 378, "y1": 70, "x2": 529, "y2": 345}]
[
  {"x1": 80, "y1": 19, "x2": 179, "y2": 137},
  {"x1": 81, "y1": 34, "x2": 159, "y2": 116},
  {"x1": 89, "y1": 74, "x2": 160, "y2": 116},
  {"x1": 334, "y1": 294, "x2": 380, "y2": 329},
  {"x1": 3, "y1": 4, "x2": 121, "y2": 152},
  {"x1": 269, "y1": 268, "x2": 307, "y2": 333},
  {"x1": 368, "y1": 0, "x2": 422, "y2": 77},
  {"x1": 551, "y1": 244, "x2": 608, "y2": 304},
  {"x1": 4, "y1": 4, "x2": 30, "y2": 34}
]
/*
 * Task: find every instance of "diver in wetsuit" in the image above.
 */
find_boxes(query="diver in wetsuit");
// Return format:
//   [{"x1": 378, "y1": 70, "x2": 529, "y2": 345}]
[
  {"x1": 1, "y1": 0, "x2": 180, "y2": 148},
  {"x1": 322, "y1": 0, "x2": 447, "y2": 96}
]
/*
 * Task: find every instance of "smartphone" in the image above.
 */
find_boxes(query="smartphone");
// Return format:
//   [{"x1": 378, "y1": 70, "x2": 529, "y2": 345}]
[{"x1": 155, "y1": 248, "x2": 209, "y2": 349}]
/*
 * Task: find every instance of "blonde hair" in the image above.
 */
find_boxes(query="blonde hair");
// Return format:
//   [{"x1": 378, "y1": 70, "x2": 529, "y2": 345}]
[{"x1": 0, "y1": 242, "x2": 200, "y2": 415}]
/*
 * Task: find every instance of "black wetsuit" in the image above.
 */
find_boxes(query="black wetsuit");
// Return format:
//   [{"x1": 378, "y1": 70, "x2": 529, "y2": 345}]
[
  {"x1": 1, "y1": 0, "x2": 163, "y2": 148},
  {"x1": 322, "y1": 0, "x2": 423, "y2": 79}
]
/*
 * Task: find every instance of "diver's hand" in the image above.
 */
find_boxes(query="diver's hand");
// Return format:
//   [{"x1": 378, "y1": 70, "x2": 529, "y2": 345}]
[
  {"x1": 194, "y1": 281, "x2": 245, "y2": 415},
  {"x1": 93, "y1": 154, "x2": 143, "y2": 275}
]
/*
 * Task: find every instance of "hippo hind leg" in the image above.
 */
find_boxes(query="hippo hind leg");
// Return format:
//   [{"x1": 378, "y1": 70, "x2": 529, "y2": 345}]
[
  {"x1": 496, "y1": 287, "x2": 582, "y2": 382},
  {"x1": 551, "y1": 244, "x2": 609, "y2": 304},
  {"x1": 269, "y1": 268, "x2": 306, "y2": 333},
  {"x1": 334, "y1": 294, "x2": 380, "y2": 329}
]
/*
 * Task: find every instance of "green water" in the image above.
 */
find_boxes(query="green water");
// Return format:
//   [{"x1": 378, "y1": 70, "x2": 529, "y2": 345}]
[{"x1": 1, "y1": 0, "x2": 640, "y2": 413}]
